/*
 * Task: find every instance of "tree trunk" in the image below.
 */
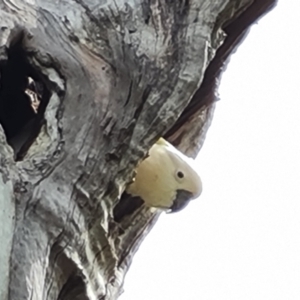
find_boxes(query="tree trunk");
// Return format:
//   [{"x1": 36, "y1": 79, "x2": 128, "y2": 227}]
[{"x1": 0, "y1": 0, "x2": 276, "y2": 299}]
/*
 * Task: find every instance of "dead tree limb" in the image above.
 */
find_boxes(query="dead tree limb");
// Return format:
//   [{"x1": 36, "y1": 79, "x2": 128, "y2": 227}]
[{"x1": 0, "y1": 0, "x2": 276, "y2": 299}]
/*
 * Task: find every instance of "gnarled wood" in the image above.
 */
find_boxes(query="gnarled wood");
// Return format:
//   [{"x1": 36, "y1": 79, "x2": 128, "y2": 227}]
[{"x1": 0, "y1": 0, "x2": 276, "y2": 299}]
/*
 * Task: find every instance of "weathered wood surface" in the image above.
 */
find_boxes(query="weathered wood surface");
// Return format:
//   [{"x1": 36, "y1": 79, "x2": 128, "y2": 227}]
[{"x1": 0, "y1": 0, "x2": 276, "y2": 299}]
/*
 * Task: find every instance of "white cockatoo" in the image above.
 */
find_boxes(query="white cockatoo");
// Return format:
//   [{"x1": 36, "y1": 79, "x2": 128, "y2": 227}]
[{"x1": 114, "y1": 138, "x2": 202, "y2": 222}]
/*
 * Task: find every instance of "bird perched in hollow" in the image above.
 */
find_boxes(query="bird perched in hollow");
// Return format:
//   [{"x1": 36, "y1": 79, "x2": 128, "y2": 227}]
[{"x1": 113, "y1": 137, "x2": 202, "y2": 222}]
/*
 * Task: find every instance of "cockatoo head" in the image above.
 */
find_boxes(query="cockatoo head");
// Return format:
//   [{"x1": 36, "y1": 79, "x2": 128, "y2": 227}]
[
  {"x1": 115, "y1": 138, "x2": 203, "y2": 222},
  {"x1": 127, "y1": 138, "x2": 202, "y2": 213},
  {"x1": 161, "y1": 145, "x2": 202, "y2": 213}
]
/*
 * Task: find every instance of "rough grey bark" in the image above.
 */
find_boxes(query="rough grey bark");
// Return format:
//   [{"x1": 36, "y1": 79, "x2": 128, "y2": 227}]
[{"x1": 0, "y1": 0, "x2": 276, "y2": 299}]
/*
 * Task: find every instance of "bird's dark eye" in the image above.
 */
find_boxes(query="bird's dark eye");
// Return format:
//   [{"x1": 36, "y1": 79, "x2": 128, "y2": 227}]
[{"x1": 177, "y1": 171, "x2": 184, "y2": 179}]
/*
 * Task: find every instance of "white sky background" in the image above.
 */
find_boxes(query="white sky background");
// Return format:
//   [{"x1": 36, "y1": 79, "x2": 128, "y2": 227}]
[{"x1": 120, "y1": 1, "x2": 300, "y2": 299}]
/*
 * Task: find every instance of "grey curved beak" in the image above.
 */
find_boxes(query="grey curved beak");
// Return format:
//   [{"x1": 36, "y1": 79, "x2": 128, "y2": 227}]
[{"x1": 169, "y1": 189, "x2": 194, "y2": 213}]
